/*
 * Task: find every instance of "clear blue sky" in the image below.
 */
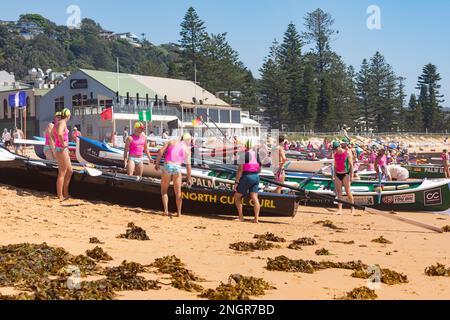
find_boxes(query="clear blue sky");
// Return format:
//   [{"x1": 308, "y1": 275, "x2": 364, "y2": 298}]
[{"x1": 2, "y1": 0, "x2": 449, "y2": 107}]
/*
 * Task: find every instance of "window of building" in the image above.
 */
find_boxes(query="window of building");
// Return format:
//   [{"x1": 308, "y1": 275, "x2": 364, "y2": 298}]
[
  {"x1": 231, "y1": 110, "x2": 241, "y2": 124},
  {"x1": 219, "y1": 110, "x2": 230, "y2": 123},
  {"x1": 3, "y1": 99, "x2": 8, "y2": 119},
  {"x1": 54, "y1": 96, "x2": 64, "y2": 112},
  {"x1": 209, "y1": 109, "x2": 219, "y2": 123},
  {"x1": 197, "y1": 108, "x2": 208, "y2": 122}
]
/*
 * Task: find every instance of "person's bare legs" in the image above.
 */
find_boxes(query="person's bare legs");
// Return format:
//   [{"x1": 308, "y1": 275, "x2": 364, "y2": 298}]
[
  {"x1": 55, "y1": 151, "x2": 67, "y2": 200},
  {"x1": 334, "y1": 177, "x2": 343, "y2": 215},
  {"x1": 62, "y1": 150, "x2": 73, "y2": 199},
  {"x1": 234, "y1": 193, "x2": 244, "y2": 222},
  {"x1": 250, "y1": 192, "x2": 260, "y2": 223},
  {"x1": 160, "y1": 173, "x2": 171, "y2": 216},
  {"x1": 127, "y1": 160, "x2": 135, "y2": 176},
  {"x1": 135, "y1": 161, "x2": 144, "y2": 177},
  {"x1": 343, "y1": 175, "x2": 355, "y2": 215},
  {"x1": 173, "y1": 173, "x2": 183, "y2": 217}
]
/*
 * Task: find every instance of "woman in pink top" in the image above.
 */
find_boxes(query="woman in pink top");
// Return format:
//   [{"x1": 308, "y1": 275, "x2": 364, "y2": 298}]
[
  {"x1": 375, "y1": 148, "x2": 390, "y2": 180},
  {"x1": 155, "y1": 133, "x2": 192, "y2": 217},
  {"x1": 234, "y1": 140, "x2": 261, "y2": 223},
  {"x1": 52, "y1": 108, "x2": 73, "y2": 201},
  {"x1": 332, "y1": 141, "x2": 355, "y2": 215},
  {"x1": 124, "y1": 122, "x2": 153, "y2": 177}
]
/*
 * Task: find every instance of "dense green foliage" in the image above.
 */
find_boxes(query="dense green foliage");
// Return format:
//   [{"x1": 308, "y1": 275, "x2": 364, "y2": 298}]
[{"x1": 259, "y1": 8, "x2": 447, "y2": 132}]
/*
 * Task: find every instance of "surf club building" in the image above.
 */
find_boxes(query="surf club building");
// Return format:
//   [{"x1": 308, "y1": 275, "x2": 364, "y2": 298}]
[{"x1": 36, "y1": 69, "x2": 260, "y2": 141}]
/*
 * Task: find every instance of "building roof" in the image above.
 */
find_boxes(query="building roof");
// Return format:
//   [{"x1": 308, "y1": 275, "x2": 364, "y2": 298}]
[
  {"x1": 33, "y1": 88, "x2": 51, "y2": 96},
  {"x1": 80, "y1": 69, "x2": 229, "y2": 108},
  {"x1": 0, "y1": 84, "x2": 33, "y2": 93},
  {"x1": 132, "y1": 74, "x2": 230, "y2": 107},
  {"x1": 80, "y1": 69, "x2": 157, "y2": 98}
]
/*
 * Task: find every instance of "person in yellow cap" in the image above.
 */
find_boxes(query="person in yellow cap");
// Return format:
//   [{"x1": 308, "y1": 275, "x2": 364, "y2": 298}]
[
  {"x1": 52, "y1": 108, "x2": 73, "y2": 201},
  {"x1": 43, "y1": 111, "x2": 61, "y2": 160},
  {"x1": 124, "y1": 122, "x2": 154, "y2": 177},
  {"x1": 155, "y1": 132, "x2": 192, "y2": 217}
]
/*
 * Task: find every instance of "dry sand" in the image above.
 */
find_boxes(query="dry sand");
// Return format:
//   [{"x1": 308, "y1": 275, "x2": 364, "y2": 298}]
[{"x1": 0, "y1": 184, "x2": 449, "y2": 300}]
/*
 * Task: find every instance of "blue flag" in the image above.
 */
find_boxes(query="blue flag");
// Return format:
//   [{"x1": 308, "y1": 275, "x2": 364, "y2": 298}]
[{"x1": 8, "y1": 91, "x2": 27, "y2": 109}]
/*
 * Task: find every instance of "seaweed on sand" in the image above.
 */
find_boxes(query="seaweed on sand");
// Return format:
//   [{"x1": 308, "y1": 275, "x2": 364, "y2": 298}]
[
  {"x1": 339, "y1": 287, "x2": 378, "y2": 300},
  {"x1": 117, "y1": 223, "x2": 150, "y2": 241},
  {"x1": 288, "y1": 237, "x2": 316, "y2": 250},
  {"x1": 229, "y1": 240, "x2": 278, "y2": 252},
  {"x1": 314, "y1": 220, "x2": 345, "y2": 230},
  {"x1": 199, "y1": 274, "x2": 275, "y2": 300},
  {"x1": 330, "y1": 240, "x2": 355, "y2": 245},
  {"x1": 103, "y1": 261, "x2": 160, "y2": 291},
  {"x1": 254, "y1": 233, "x2": 286, "y2": 243},
  {"x1": 315, "y1": 249, "x2": 331, "y2": 256},
  {"x1": 86, "y1": 247, "x2": 113, "y2": 261},
  {"x1": 150, "y1": 256, "x2": 204, "y2": 292},
  {"x1": 350, "y1": 266, "x2": 408, "y2": 285},
  {"x1": 442, "y1": 226, "x2": 450, "y2": 232},
  {"x1": 424, "y1": 263, "x2": 450, "y2": 277},
  {"x1": 89, "y1": 237, "x2": 103, "y2": 244},
  {"x1": 371, "y1": 236, "x2": 392, "y2": 244}
]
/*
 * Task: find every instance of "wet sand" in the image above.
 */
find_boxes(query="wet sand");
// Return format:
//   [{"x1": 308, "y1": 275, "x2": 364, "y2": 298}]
[{"x1": 0, "y1": 184, "x2": 449, "y2": 300}]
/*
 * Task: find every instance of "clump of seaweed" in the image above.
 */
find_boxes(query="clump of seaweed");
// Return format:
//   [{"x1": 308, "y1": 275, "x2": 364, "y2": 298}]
[
  {"x1": 89, "y1": 237, "x2": 103, "y2": 244},
  {"x1": 350, "y1": 266, "x2": 408, "y2": 285},
  {"x1": 330, "y1": 240, "x2": 355, "y2": 245},
  {"x1": 254, "y1": 233, "x2": 286, "y2": 243},
  {"x1": 424, "y1": 263, "x2": 450, "y2": 277},
  {"x1": 371, "y1": 236, "x2": 393, "y2": 244},
  {"x1": 103, "y1": 261, "x2": 160, "y2": 291},
  {"x1": 339, "y1": 287, "x2": 378, "y2": 300},
  {"x1": 199, "y1": 274, "x2": 275, "y2": 300},
  {"x1": 151, "y1": 256, "x2": 204, "y2": 292},
  {"x1": 315, "y1": 249, "x2": 331, "y2": 256},
  {"x1": 117, "y1": 223, "x2": 150, "y2": 241},
  {"x1": 314, "y1": 220, "x2": 345, "y2": 230},
  {"x1": 0, "y1": 243, "x2": 101, "y2": 289},
  {"x1": 266, "y1": 256, "x2": 318, "y2": 273},
  {"x1": 229, "y1": 240, "x2": 278, "y2": 252},
  {"x1": 86, "y1": 247, "x2": 113, "y2": 261},
  {"x1": 288, "y1": 237, "x2": 317, "y2": 250},
  {"x1": 442, "y1": 226, "x2": 450, "y2": 232},
  {"x1": 0, "y1": 243, "x2": 164, "y2": 300}
]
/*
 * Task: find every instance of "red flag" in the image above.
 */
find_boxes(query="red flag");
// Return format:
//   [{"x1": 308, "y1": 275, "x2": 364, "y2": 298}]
[{"x1": 101, "y1": 107, "x2": 113, "y2": 121}]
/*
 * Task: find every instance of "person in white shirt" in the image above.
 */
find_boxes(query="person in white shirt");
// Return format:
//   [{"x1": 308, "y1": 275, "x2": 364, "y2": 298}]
[
  {"x1": 386, "y1": 164, "x2": 409, "y2": 181},
  {"x1": 2, "y1": 129, "x2": 11, "y2": 149}
]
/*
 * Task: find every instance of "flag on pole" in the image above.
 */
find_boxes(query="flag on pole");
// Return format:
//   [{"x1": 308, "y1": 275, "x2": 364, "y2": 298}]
[
  {"x1": 8, "y1": 91, "x2": 27, "y2": 109},
  {"x1": 101, "y1": 107, "x2": 113, "y2": 121},
  {"x1": 192, "y1": 116, "x2": 203, "y2": 127},
  {"x1": 139, "y1": 109, "x2": 152, "y2": 122}
]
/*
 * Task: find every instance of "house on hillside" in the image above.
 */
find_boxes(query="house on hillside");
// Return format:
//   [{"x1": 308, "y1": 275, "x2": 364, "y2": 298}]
[{"x1": 16, "y1": 21, "x2": 44, "y2": 40}]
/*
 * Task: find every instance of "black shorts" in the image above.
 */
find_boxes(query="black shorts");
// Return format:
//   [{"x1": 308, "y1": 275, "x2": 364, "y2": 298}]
[{"x1": 335, "y1": 172, "x2": 350, "y2": 182}]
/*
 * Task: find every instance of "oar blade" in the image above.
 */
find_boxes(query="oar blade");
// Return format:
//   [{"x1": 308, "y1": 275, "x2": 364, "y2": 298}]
[
  {"x1": 84, "y1": 167, "x2": 103, "y2": 177},
  {"x1": 364, "y1": 207, "x2": 444, "y2": 233}
]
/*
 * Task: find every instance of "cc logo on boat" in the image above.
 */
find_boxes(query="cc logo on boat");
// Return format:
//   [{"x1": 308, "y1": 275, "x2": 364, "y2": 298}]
[{"x1": 424, "y1": 189, "x2": 442, "y2": 206}]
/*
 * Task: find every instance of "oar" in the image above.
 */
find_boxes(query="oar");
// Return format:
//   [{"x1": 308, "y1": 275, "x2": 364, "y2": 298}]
[
  {"x1": 377, "y1": 171, "x2": 382, "y2": 204},
  {"x1": 213, "y1": 163, "x2": 443, "y2": 233},
  {"x1": 260, "y1": 176, "x2": 443, "y2": 233}
]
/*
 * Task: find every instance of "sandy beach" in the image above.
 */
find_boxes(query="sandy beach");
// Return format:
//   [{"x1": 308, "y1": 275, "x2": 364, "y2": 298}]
[{"x1": 0, "y1": 182, "x2": 449, "y2": 300}]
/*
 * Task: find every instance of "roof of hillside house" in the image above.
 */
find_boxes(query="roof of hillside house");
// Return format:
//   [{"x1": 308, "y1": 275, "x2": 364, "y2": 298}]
[{"x1": 80, "y1": 69, "x2": 229, "y2": 108}]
